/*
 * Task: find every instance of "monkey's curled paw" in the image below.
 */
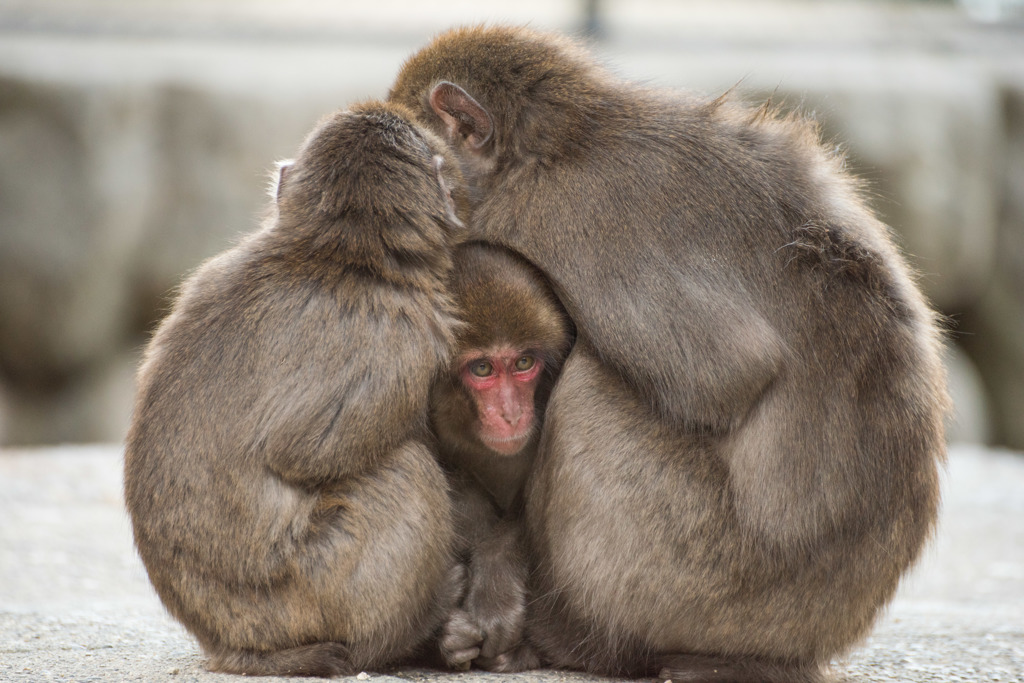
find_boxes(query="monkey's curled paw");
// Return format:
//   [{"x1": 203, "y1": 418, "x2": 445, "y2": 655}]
[
  {"x1": 439, "y1": 609, "x2": 483, "y2": 669},
  {"x1": 466, "y1": 573, "x2": 526, "y2": 661},
  {"x1": 476, "y1": 642, "x2": 541, "y2": 673}
]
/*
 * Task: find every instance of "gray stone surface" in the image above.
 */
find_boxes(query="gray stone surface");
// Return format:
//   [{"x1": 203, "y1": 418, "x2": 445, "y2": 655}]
[{"x1": 0, "y1": 443, "x2": 1021, "y2": 682}]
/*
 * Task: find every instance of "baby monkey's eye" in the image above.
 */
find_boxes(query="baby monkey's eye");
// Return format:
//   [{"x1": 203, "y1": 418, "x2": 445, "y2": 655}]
[
  {"x1": 514, "y1": 355, "x2": 536, "y2": 372},
  {"x1": 470, "y1": 360, "x2": 494, "y2": 377}
]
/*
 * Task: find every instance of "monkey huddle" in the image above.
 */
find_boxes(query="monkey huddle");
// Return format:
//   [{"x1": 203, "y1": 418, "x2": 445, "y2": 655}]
[{"x1": 125, "y1": 26, "x2": 947, "y2": 683}]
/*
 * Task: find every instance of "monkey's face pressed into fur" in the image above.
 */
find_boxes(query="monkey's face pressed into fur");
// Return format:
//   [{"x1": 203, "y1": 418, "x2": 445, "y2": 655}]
[{"x1": 393, "y1": 25, "x2": 948, "y2": 682}]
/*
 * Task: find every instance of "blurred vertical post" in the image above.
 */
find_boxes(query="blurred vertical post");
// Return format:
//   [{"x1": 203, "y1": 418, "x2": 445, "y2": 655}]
[{"x1": 582, "y1": 0, "x2": 603, "y2": 38}]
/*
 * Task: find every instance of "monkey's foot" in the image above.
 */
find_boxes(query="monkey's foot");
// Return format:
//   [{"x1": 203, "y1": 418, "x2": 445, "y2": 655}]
[
  {"x1": 207, "y1": 642, "x2": 355, "y2": 678},
  {"x1": 439, "y1": 609, "x2": 483, "y2": 668}
]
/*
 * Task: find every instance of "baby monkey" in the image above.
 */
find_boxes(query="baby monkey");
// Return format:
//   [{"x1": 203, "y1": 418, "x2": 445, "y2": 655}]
[
  {"x1": 431, "y1": 243, "x2": 573, "y2": 672},
  {"x1": 124, "y1": 102, "x2": 467, "y2": 676}
]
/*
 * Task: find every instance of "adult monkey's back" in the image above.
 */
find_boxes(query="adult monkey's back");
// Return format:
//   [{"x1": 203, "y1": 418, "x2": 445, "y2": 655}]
[{"x1": 389, "y1": 26, "x2": 947, "y2": 682}]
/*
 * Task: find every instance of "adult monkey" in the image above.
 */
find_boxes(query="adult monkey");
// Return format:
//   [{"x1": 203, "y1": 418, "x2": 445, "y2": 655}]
[
  {"x1": 125, "y1": 102, "x2": 467, "y2": 677},
  {"x1": 389, "y1": 26, "x2": 948, "y2": 682}
]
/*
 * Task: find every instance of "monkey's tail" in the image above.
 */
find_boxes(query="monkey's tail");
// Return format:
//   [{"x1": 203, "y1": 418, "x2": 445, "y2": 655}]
[
  {"x1": 658, "y1": 653, "x2": 825, "y2": 683},
  {"x1": 207, "y1": 642, "x2": 355, "y2": 678}
]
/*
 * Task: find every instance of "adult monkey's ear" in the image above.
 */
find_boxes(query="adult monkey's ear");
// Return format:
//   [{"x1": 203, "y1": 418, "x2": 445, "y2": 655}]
[
  {"x1": 429, "y1": 81, "x2": 494, "y2": 150},
  {"x1": 273, "y1": 159, "x2": 294, "y2": 204}
]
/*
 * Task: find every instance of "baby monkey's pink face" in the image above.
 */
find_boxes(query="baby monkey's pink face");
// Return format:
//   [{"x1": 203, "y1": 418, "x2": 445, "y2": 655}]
[{"x1": 458, "y1": 345, "x2": 545, "y2": 455}]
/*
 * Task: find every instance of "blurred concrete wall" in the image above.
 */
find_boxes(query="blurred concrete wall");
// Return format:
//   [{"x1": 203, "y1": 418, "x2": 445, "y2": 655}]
[{"x1": 1, "y1": 0, "x2": 1022, "y2": 447}]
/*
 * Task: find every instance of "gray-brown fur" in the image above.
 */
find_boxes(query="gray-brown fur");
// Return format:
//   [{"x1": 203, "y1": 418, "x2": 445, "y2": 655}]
[
  {"x1": 390, "y1": 26, "x2": 949, "y2": 681},
  {"x1": 124, "y1": 101, "x2": 466, "y2": 677},
  {"x1": 430, "y1": 243, "x2": 571, "y2": 672}
]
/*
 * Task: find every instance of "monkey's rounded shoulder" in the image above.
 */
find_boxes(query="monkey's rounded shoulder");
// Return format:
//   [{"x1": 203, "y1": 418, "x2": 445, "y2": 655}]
[{"x1": 130, "y1": 231, "x2": 457, "y2": 489}]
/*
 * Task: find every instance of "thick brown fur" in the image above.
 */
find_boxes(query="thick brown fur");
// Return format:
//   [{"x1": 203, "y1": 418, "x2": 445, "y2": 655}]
[
  {"x1": 390, "y1": 26, "x2": 949, "y2": 682},
  {"x1": 431, "y1": 243, "x2": 571, "y2": 672},
  {"x1": 124, "y1": 101, "x2": 468, "y2": 676}
]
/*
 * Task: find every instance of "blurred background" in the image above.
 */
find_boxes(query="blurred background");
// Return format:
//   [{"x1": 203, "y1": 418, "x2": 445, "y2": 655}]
[{"x1": 0, "y1": 0, "x2": 1021, "y2": 450}]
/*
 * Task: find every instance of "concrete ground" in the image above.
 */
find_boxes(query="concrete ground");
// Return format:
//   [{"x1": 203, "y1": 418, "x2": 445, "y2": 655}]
[{"x1": 1, "y1": 443, "x2": 1021, "y2": 682}]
